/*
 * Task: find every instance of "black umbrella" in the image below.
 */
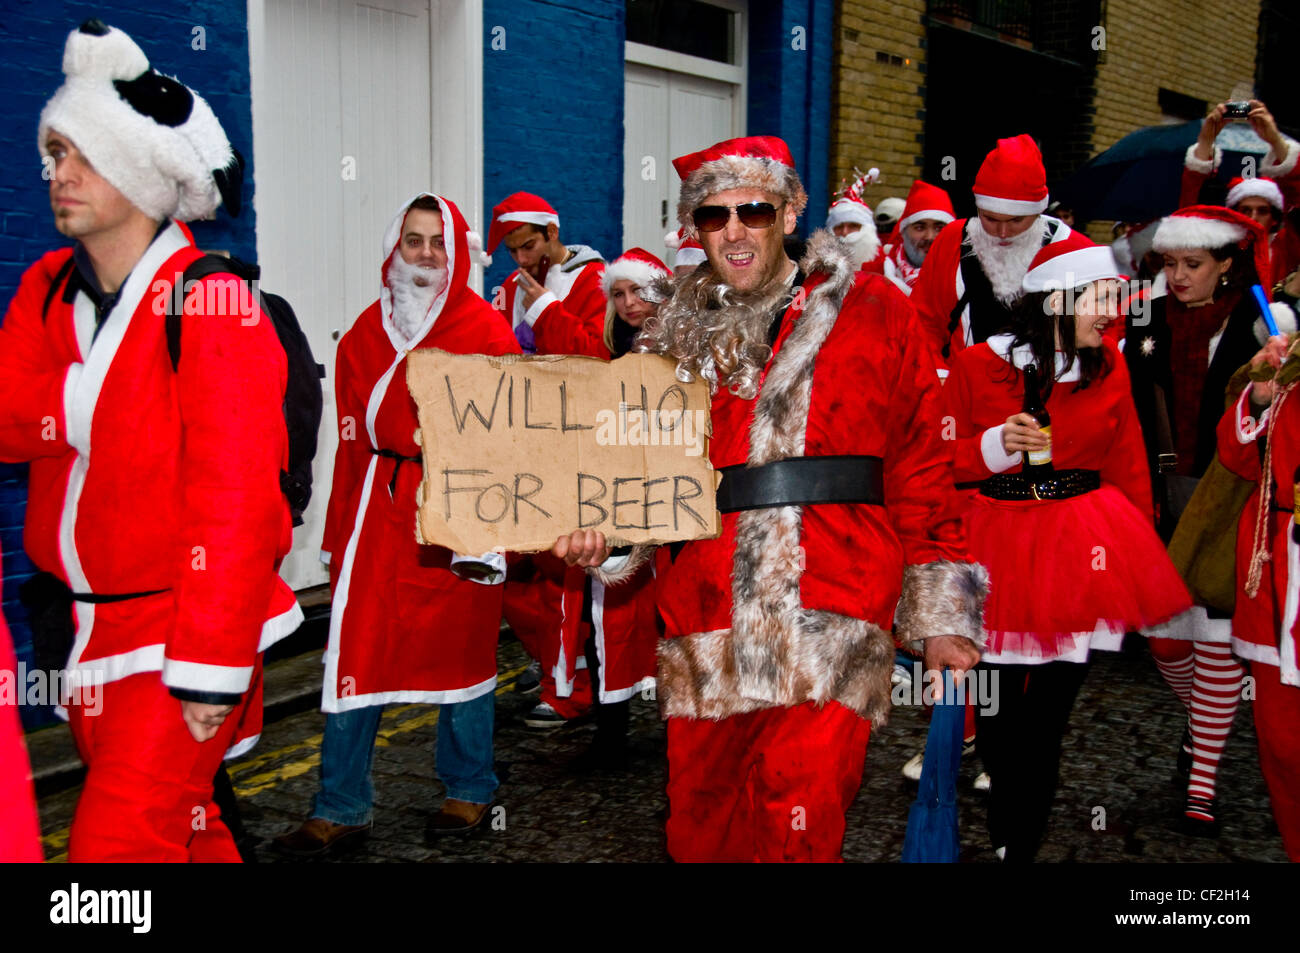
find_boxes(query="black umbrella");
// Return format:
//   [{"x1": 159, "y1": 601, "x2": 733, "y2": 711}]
[{"x1": 1055, "y1": 120, "x2": 1268, "y2": 224}]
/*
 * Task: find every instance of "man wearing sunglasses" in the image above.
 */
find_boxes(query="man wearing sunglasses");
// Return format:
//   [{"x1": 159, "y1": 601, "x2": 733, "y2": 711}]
[
  {"x1": 553, "y1": 135, "x2": 986, "y2": 862},
  {"x1": 912, "y1": 134, "x2": 1073, "y2": 372}
]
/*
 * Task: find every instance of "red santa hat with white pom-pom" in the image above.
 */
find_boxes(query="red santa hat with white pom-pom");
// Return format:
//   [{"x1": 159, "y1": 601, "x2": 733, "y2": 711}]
[
  {"x1": 898, "y1": 179, "x2": 956, "y2": 231},
  {"x1": 1153, "y1": 204, "x2": 1293, "y2": 341},
  {"x1": 664, "y1": 227, "x2": 706, "y2": 269},
  {"x1": 826, "y1": 166, "x2": 879, "y2": 231},
  {"x1": 487, "y1": 192, "x2": 559, "y2": 253},
  {"x1": 603, "y1": 247, "x2": 670, "y2": 296},
  {"x1": 1225, "y1": 176, "x2": 1284, "y2": 213},
  {"x1": 973, "y1": 134, "x2": 1049, "y2": 216}
]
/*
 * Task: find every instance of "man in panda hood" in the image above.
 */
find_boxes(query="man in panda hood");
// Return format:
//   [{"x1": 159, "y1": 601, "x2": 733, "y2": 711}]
[{"x1": 0, "y1": 21, "x2": 300, "y2": 860}]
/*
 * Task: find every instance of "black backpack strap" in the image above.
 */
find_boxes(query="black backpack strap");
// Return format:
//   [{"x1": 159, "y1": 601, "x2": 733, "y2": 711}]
[
  {"x1": 944, "y1": 230, "x2": 976, "y2": 359},
  {"x1": 42, "y1": 255, "x2": 77, "y2": 323},
  {"x1": 166, "y1": 254, "x2": 261, "y2": 370}
]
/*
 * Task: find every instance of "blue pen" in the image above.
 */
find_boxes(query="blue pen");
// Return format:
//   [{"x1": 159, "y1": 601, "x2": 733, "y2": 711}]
[{"x1": 1251, "y1": 284, "x2": 1279, "y2": 337}]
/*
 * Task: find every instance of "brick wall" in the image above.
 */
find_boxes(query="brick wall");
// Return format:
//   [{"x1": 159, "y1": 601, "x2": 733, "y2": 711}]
[
  {"x1": 1092, "y1": 0, "x2": 1261, "y2": 154},
  {"x1": 480, "y1": 0, "x2": 625, "y2": 296},
  {"x1": 830, "y1": 0, "x2": 928, "y2": 213},
  {"x1": 0, "y1": 4, "x2": 256, "y2": 727}
]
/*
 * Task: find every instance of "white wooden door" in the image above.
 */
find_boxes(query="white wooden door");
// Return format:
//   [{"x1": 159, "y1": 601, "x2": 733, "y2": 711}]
[
  {"x1": 622, "y1": 65, "x2": 739, "y2": 256},
  {"x1": 249, "y1": 0, "x2": 481, "y2": 590}
]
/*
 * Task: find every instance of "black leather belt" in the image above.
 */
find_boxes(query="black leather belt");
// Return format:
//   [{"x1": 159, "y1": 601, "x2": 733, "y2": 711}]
[
  {"x1": 371, "y1": 446, "x2": 422, "y2": 496},
  {"x1": 978, "y1": 469, "x2": 1101, "y2": 501},
  {"x1": 715, "y1": 455, "x2": 884, "y2": 513}
]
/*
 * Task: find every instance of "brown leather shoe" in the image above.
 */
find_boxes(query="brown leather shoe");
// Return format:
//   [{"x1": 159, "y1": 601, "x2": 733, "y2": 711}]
[
  {"x1": 426, "y1": 799, "x2": 492, "y2": 836},
  {"x1": 271, "y1": 817, "x2": 372, "y2": 857}
]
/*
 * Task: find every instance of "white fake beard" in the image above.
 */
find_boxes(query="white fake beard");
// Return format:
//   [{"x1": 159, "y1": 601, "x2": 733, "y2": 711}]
[
  {"x1": 968, "y1": 217, "x2": 1048, "y2": 304},
  {"x1": 836, "y1": 224, "x2": 880, "y2": 270},
  {"x1": 387, "y1": 255, "x2": 448, "y2": 341}
]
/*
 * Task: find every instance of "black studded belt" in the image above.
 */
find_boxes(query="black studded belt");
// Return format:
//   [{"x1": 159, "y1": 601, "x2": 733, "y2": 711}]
[{"x1": 977, "y1": 469, "x2": 1101, "y2": 501}]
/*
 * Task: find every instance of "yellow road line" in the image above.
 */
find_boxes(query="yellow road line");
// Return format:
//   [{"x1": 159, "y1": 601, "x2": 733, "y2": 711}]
[{"x1": 41, "y1": 665, "x2": 526, "y2": 863}]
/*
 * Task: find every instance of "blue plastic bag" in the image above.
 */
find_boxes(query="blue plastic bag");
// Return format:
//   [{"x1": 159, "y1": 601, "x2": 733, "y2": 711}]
[{"x1": 900, "y1": 669, "x2": 963, "y2": 863}]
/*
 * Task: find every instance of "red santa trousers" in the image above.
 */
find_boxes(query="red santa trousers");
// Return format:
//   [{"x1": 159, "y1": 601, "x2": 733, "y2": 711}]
[
  {"x1": 67, "y1": 668, "x2": 259, "y2": 862},
  {"x1": 1252, "y1": 663, "x2": 1300, "y2": 861},
  {"x1": 665, "y1": 700, "x2": 871, "y2": 862}
]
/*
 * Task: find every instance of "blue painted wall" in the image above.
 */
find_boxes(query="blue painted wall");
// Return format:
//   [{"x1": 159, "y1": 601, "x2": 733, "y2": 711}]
[
  {"x1": 0, "y1": 3, "x2": 255, "y2": 727},
  {"x1": 481, "y1": 0, "x2": 626, "y2": 297},
  {"x1": 748, "y1": 0, "x2": 834, "y2": 234}
]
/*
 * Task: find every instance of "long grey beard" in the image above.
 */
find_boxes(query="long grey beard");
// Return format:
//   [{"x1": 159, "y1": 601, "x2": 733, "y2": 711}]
[
  {"x1": 635, "y1": 265, "x2": 793, "y2": 399},
  {"x1": 388, "y1": 256, "x2": 447, "y2": 341},
  {"x1": 968, "y1": 217, "x2": 1048, "y2": 304}
]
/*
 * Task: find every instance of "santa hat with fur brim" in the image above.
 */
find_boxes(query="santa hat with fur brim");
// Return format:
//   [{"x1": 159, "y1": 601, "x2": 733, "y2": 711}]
[
  {"x1": 899, "y1": 179, "x2": 955, "y2": 231},
  {"x1": 1153, "y1": 204, "x2": 1271, "y2": 286},
  {"x1": 1226, "y1": 176, "x2": 1284, "y2": 213},
  {"x1": 603, "y1": 248, "x2": 670, "y2": 295},
  {"x1": 973, "y1": 134, "x2": 1049, "y2": 217},
  {"x1": 38, "y1": 20, "x2": 243, "y2": 222},
  {"x1": 664, "y1": 227, "x2": 706, "y2": 268},
  {"x1": 1022, "y1": 231, "x2": 1123, "y2": 293},
  {"x1": 487, "y1": 192, "x2": 559, "y2": 253},
  {"x1": 673, "y1": 135, "x2": 808, "y2": 231}
]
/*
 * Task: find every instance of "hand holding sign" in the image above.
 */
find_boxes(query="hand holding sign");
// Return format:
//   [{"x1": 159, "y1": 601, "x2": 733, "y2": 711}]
[{"x1": 406, "y1": 351, "x2": 719, "y2": 553}]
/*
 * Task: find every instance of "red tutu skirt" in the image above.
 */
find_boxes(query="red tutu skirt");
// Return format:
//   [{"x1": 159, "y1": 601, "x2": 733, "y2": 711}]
[{"x1": 968, "y1": 484, "x2": 1192, "y2": 658}]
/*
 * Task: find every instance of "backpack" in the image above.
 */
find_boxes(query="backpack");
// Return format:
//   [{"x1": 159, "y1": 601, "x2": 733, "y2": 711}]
[{"x1": 166, "y1": 255, "x2": 325, "y2": 526}]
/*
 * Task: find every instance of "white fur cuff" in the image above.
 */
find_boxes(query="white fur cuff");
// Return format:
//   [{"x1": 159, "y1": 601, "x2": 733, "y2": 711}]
[
  {"x1": 894, "y1": 560, "x2": 989, "y2": 653},
  {"x1": 980, "y1": 425, "x2": 1021, "y2": 473},
  {"x1": 522, "y1": 290, "x2": 557, "y2": 327},
  {"x1": 1262, "y1": 136, "x2": 1300, "y2": 180},
  {"x1": 588, "y1": 543, "x2": 655, "y2": 586},
  {"x1": 1183, "y1": 143, "x2": 1220, "y2": 175}
]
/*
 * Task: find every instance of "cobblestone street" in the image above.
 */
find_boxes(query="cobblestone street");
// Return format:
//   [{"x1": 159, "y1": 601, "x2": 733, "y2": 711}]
[{"x1": 34, "y1": 634, "x2": 1288, "y2": 863}]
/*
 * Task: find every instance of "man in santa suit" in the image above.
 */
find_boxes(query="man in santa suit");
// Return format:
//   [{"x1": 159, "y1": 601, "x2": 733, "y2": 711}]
[
  {"x1": 272, "y1": 193, "x2": 520, "y2": 855},
  {"x1": 1217, "y1": 332, "x2": 1300, "y2": 860},
  {"x1": 912, "y1": 134, "x2": 1073, "y2": 371},
  {"x1": 881, "y1": 179, "x2": 955, "y2": 294},
  {"x1": 488, "y1": 193, "x2": 610, "y2": 728},
  {"x1": 488, "y1": 192, "x2": 606, "y2": 356},
  {"x1": 556, "y1": 135, "x2": 987, "y2": 862},
  {"x1": 0, "y1": 21, "x2": 302, "y2": 861},
  {"x1": 825, "y1": 168, "x2": 885, "y2": 273}
]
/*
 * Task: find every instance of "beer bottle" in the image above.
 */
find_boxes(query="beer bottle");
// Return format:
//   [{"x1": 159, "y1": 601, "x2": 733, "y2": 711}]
[{"x1": 1022, "y1": 363, "x2": 1053, "y2": 473}]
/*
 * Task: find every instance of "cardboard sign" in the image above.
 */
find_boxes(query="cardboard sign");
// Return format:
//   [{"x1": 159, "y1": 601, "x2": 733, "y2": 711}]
[{"x1": 407, "y1": 350, "x2": 720, "y2": 554}]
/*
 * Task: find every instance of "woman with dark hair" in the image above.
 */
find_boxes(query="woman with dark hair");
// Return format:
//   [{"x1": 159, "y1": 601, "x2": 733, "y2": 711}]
[
  {"x1": 1126, "y1": 205, "x2": 1277, "y2": 832},
  {"x1": 943, "y1": 233, "x2": 1192, "y2": 861}
]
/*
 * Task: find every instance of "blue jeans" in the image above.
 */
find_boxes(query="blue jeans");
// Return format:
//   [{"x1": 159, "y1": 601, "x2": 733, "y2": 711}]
[{"x1": 310, "y1": 690, "x2": 497, "y2": 826}]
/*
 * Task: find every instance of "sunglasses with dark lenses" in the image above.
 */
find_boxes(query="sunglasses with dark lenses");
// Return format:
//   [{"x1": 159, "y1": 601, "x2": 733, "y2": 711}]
[{"x1": 692, "y1": 201, "x2": 783, "y2": 232}]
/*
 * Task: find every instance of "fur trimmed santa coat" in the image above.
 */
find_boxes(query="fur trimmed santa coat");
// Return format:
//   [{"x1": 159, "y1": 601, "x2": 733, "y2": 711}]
[{"x1": 623, "y1": 231, "x2": 987, "y2": 723}]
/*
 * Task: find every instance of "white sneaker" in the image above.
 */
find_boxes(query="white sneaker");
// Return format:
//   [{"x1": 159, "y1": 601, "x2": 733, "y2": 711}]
[
  {"x1": 901, "y1": 750, "x2": 925, "y2": 781},
  {"x1": 972, "y1": 770, "x2": 991, "y2": 792}
]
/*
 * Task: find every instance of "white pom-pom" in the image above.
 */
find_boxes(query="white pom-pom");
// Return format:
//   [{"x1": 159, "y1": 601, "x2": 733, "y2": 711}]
[
  {"x1": 864, "y1": 167, "x2": 880, "y2": 184},
  {"x1": 465, "y1": 230, "x2": 492, "y2": 267},
  {"x1": 664, "y1": 228, "x2": 683, "y2": 250}
]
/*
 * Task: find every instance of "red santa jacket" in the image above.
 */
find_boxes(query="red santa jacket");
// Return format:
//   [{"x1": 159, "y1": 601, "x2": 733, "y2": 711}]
[
  {"x1": 0, "y1": 223, "x2": 300, "y2": 710},
  {"x1": 942, "y1": 336, "x2": 1152, "y2": 516},
  {"x1": 1218, "y1": 383, "x2": 1300, "y2": 686},
  {"x1": 911, "y1": 216, "x2": 1072, "y2": 372},
  {"x1": 321, "y1": 194, "x2": 521, "y2": 711},
  {"x1": 0, "y1": 550, "x2": 42, "y2": 862},
  {"x1": 500, "y1": 247, "x2": 606, "y2": 356},
  {"x1": 644, "y1": 231, "x2": 985, "y2": 723}
]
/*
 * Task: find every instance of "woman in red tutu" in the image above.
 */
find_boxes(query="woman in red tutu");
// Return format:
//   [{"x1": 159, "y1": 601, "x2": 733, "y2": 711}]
[{"x1": 943, "y1": 232, "x2": 1192, "y2": 861}]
